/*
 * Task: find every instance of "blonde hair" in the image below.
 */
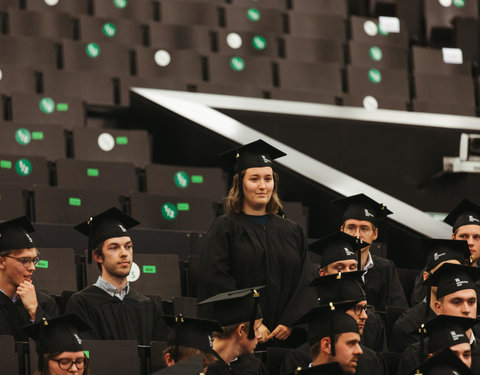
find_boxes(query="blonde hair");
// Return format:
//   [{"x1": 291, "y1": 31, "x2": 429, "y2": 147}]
[{"x1": 225, "y1": 170, "x2": 283, "y2": 214}]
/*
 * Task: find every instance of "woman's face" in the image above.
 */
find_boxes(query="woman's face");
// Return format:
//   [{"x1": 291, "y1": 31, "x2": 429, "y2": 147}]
[
  {"x1": 48, "y1": 351, "x2": 86, "y2": 375},
  {"x1": 242, "y1": 167, "x2": 274, "y2": 212}
]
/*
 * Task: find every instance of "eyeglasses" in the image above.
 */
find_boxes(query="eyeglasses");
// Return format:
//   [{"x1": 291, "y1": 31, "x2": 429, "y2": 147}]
[
  {"x1": 343, "y1": 225, "x2": 373, "y2": 236},
  {"x1": 353, "y1": 304, "x2": 371, "y2": 316},
  {"x1": 50, "y1": 357, "x2": 88, "y2": 370},
  {"x1": 3, "y1": 256, "x2": 39, "y2": 268}
]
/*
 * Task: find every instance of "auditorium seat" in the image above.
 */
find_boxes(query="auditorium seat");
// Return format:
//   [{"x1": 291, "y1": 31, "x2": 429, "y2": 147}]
[
  {"x1": 159, "y1": 0, "x2": 220, "y2": 27},
  {"x1": 86, "y1": 252, "x2": 182, "y2": 298},
  {"x1": 413, "y1": 73, "x2": 475, "y2": 115},
  {"x1": 6, "y1": 9, "x2": 74, "y2": 41},
  {"x1": 83, "y1": 340, "x2": 141, "y2": 375},
  {"x1": 0, "y1": 35, "x2": 57, "y2": 69},
  {"x1": 229, "y1": 0, "x2": 287, "y2": 10},
  {"x1": 0, "y1": 183, "x2": 26, "y2": 220},
  {"x1": 62, "y1": 39, "x2": 130, "y2": 76},
  {"x1": 413, "y1": 98, "x2": 476, "y2": 117},
  {"x1": 72, "y1": 127, "x2": 151, "y2": 167},
  {"x1": 186, "y1": 254, "x2": 200, "y2": 297},
  {"x1": 382, "y1": 352, "x2": 402, "y2": 375},
  {"x1": 134, "y1": 47, "x2": 203, "y2": 83},
  {"x1": 194, "y1": 82, "x2": 264, "y2": 98},
  {"x1": 172, "y1": 296, "x2": 197, "y2": 316},
  {"x1": 282, "y1": 36, "x2": 344, "y2": 64},
  {"x1": 342, "y1": 93, "x2": 408, "y2": 111},
  {"x1": 0, "y1": 122, "x2": 66, "y2": 161},
  {"x1": 224, "y1": 6, "x2": 284, "y2": 33},
  {"x1": 267, "y1": 347, "x2": 294, "y2": 375},
  {"x1": 0, "y1": 0, "x2": 17, "y2": 11},
  {"x1": 207, "y1": 54, "x2": 273, "y2": 88},
  {"x1": 55, "y1": 158, "x2": 138, "y2": 196},
  {"x1": 149, "y1": 23, "x2": 213, "y2": 54},
  {"x1": 145, "y1": 163, "x2": 226, "y2": 201},
  {"x1": 269, "y1": 88, "x2": 336, "y2": 105},
  {"x1": 119, "y1": 76, "x2": 187, "y2": 106},
  {"x1": 412, "y1": 46, "x2": 471, "y2": 75},
  {"x1": 92, "y1": 0, "x2": 155, "y2": 22},
  {"x1": 130, "y1": 192, "x2": 217, "y2": 232},
  {"x1": 424, "y1": 0, "x2": 478, "y2": 43},
  {"x1": 349, "y1": 41, "x2": 408, "y2": 70},
  {"x1": 9, "y1": 93, "x2": 86, "y2": 129},
  {"x1": 150, "y1": 341, "x2": 168, "y2": 372},
  {"x1": 0, "y1": 335, "x2": 18, "y2": 375},
  {"x1": 385, "y1": 306, "x2": 407, "y2": 340},
  {"x1": 33, "y1": 185, "x2": 121, "y2": 225},
  {"x1": 452, "y1": 17, "x2": 479, "y2": 63},
  {"x1": 42, "y1": 69, "x2": 116, "y2": 107},
  {"x1": 288, "y1": 13, "x2": 346, "y2": 40},
  {"x1": 291, "y1": 0, "x2": 348, "y2": 17},
  {"x1": 282, "y1": 201, "x2": 308, "y2": 234},
  {"x1": 23, "y1": 0, "x2": 89, "y2": 14},
  {"x1": 277, "y1": 60, "x2": 343, "y2": 95},
  {"x1": 0, "y1": 154, "x2": 49, "y2": 188},
  {"x1": 33, "y1": 248, "x2": 77, "y2": 295},
  {"x1": 346, "y1": 66, "x2": 410, "y2": 103},
  {"x1": 396, "y1": 268, "x2": 420, "y2": 305},
  {"x1": 350, "y1": 16, "x2": 408, "y2": 47},
  {"x1": 78, "y1": 15, "x2": 144, "y2": 47},
  {"x1": 217, "y1": 29, "x2": 278, "y2": 58},
  {"x1": 0, "y1": 65, "x2": 36, "y2": 94}
]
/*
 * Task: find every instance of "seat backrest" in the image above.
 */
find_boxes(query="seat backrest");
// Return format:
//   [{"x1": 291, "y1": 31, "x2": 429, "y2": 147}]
[
  {"x1": 72, "y1": 127, "x2": 151, "y2": 168},
  {"x1": 283, "y1": 36, "x2": 344, "y2": 64},
  {"x1": 347, "y1": 66, "x2": 410, "y2": 99},
  {"x1": 414, "y1": 73, "x2": 474, "y2": 104},
  {"x1": 33, "y1": 247, "x2": 77, "y2": 295},
  {"x1": 93, "y1": 0, "x2": 155, "y2": 22},
  {"x1": 267, "y1": 347, "x2": 294, "y2": 375},
  {"x1": 217, "y1": 29, "x2": 278, "y2": 58},
  {"x1": 33, "y1": 185, "x2": 121, "y2": 225},
  {"x1": 145, "y1": 163, "x2": 226, "y2": 201},
  {"x1": 0, "y1": 154, "x2": 49, "y2": 188},
  {"x1": 350, "y1": 16, "x2": 408, "y2": 47},
  {"x1": 0, "y1": 335, "x2": 18, "y2": 375},
  {"x1": 349, "y1": 41, "x2": 409, "y2": 70},
  {"x1": 24, "y1": 0, "x2": 89, "y2": 14},
  {"x1": 0, "y1": 122, "x2": 66, "y2": 161},
  {"x1": 83, "y1": 339, "x2": 142, "y2": 375},
  {"x1": 160, "y1": 0, "x2": 220, "y2": 26},
  {"x1": 150, "y1": 341, "x2": 168, "y2": 373},
  {"x1": 55, "y1": 158, "x2": 138, "y2": 196},
  {"x1": 225, "y1": 6, "x2": 284, "y2": 33},
  {"x1": 0, "y1": 65, "x2": 36, "y2": 94},
  {"x1": 282, "y1": 201, "x2": 308, "y2": 234},
  {"x1": 0, "y1": 35, "x2": 57, "y2": 69},
  {"x1": 288, "y1": 13, "x2": 346, "y2": 40},
  {"x1": 292, "y1": 0, "x2": 348, "y2": 17},
  {"x1": 412, "y1": 46, "x2": 471, "y2": 75},
  {"x1": 397, "y1": 268, "x2": 422, "y2": 305},
  {"x1": 78, "y1": 15, "x2": 143, "y2": 47},
  {"x1": 0, "y1": 183, "x2": 25, "y2": 220},
  {"x1": 149, "y1": 23, "x2": 212, "y2": 54}
]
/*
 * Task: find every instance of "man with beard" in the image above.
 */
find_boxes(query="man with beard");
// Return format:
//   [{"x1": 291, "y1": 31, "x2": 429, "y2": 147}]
[{"x1": 66, "y1": 207, "x2": 166, "y2": 344}]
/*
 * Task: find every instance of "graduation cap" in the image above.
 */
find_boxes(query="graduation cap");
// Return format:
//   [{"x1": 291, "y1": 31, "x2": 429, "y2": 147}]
[
  {"x1": 428, "y1": 263, "x2": 480, "y2": 299},
  {"x1": 151, "y1": 354, "x2": 205, "y2": 375},
  {"x1": 219, "y1": 139, "x2": 286, "y2": 174},
  {"x1": 409, "y1": 348, "x2": 473, "y2": 375},
  {"x1": 444, "y1": 199, "x2": 480, "y2": 233},
  {"x1": 333, "y1": 193, "x2": 392, "y2": 227},
  {"x1": 309, "y1": 232, "x2": 368, "y2": 268},
  {"x1": 0, "y1": 216, "x2": 36, "y2": 252},
  {"x1": 309, "y1": 270, "x2": 366, "y2": 305},
  {"x1": 22, "y1": 313, "x2": 90, "y2": 355},
  {"x1": 74, "y1": 207, "x2": 139, "y2": 263},
  {"x1": 198, "y1": 286, "x2": 264, "y2": 339},
  {"x1": 288, "y1": 362, "x2": 345, "y2": 375},
  {"x1": 162, "y1": 314, "x2": 223, "y2": 358},
  {"x1": 295, "y1": 303, "x2": 359, "y2": 356},
  {"x1": 421, "y1": 239, "x2": 472, "y2": 272},
  {"x1": 412, "y1": 315, "x2": 477, "y2": 357}
]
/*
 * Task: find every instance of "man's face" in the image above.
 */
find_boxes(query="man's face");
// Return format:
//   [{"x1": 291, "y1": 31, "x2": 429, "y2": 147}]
[
  {"x1": 341, "y1": 219, "x2": 378, "y2": 252},
  {"x1": 453, "y1": 225, "x2": 480, "y2": 263},
  {"x1": 95, "y1": 236, "x2": 133, "y2": 279},
  {"x1": 345, "y1": 301, "x2": 368, "y2": 335},
  {"x1": 450, "y1": 342, "x2": 472, "y2": 368},
  {"x1": 0, "y1": 248, "x2": 38, "y2": 287},
  {"x1": 434, "y1": 289, "x2": 477, "y2": 318},
  {"x1": 239, "y1": 318, "x2": 263, "y2": 355},
  {"x1": 320, "y1": 260, "x2": 358, "y2": 276},
  {"x1": 332, "y1": 332, "x2": 363, "y2": 375}
]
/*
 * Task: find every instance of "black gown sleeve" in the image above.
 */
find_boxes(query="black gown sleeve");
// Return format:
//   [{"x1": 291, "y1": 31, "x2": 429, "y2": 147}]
[
  {"x1": 65, "y1": 291, "x2": 101, "y2": 339},
  {"x1": 390, "y1": 303, "x2": 424, "y2": 353},
  {"x1": 362, "y1": 311, "x2": 388, "y2": 352},
  {"x1": 410, "y1": 269, "x2": 427, "y2": 306},
  {"x1": 397, "y1": 343, "x2": 422, "y2": 375},
  {"x1": 33, "y1": 291, "x2": 58, "y2": 322},
  {"x1": 280, "y1": 348, "x2": 311, "y2": 375}
]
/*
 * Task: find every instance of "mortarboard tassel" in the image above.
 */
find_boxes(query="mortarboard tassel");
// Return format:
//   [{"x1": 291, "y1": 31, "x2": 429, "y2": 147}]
[
  {"x1": 248, "y1": 290, "x2": 260, "y2": 339},
  {"x1": 329, "y1": 302, "x2": 336, "y2": 357}
]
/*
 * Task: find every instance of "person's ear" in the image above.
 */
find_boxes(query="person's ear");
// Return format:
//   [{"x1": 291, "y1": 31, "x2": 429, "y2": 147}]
[
  {"x1": 423, "y1": 271, "x2": 430, "y2": 281},
  {"x1": 320, "y1": 337, "x2": 331, "y2": 355},
  {"x1": 434, "y1": 300, "x2": 442, "y2": 314},
  {"x1": 93, "y1": 251, "x2": 103, "y2": 264},
  {"x1": 236, "y1": 324, "x2": 246, "y2": 338},
  {"x1": 319, "y1": 268, "x2": 326, "y2": 277},
  {"x1": 372, "y1": 227, "x2": 378, "y2": 241},
  {"x1": 164, "y1": 353, "x2": 175, "y2": 367},
  {"x1": 0, "y1": 257, "x2": 5, "y2": 270}
]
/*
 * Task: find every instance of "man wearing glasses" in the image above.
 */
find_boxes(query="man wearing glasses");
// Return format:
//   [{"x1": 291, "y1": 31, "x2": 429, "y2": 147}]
[
  {"x1": 334, "y1": 194, "x2": 408, "y2": 310},
  {"x1": 0, "y1": 216, "x2": 58, "y2": 339}
]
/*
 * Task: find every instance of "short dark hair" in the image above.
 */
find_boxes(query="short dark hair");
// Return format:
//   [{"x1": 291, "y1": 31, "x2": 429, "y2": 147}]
[
  {"x1": 93, "y1": 241, "x2": 105, "y2": 271},
  {"x1": 213, "y1": 322, "x2": 250, "y2": 340}
]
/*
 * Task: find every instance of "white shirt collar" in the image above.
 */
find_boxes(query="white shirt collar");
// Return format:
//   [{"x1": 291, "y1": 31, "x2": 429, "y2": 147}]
[{"x1": 361, "y1": 252, "x2": 374, "y2": 282}]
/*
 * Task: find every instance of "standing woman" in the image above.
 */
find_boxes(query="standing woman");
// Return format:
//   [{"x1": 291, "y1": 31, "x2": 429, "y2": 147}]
[
  {"x1": 23, "y1": 314, "x2": 90, "y2": 375},
  {"x1": 198, "y1": 140, "x2": 314, "y2": 344}
]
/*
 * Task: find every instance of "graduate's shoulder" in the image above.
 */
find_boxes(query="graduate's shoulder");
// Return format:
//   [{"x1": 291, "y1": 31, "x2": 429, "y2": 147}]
[
  {"x1": 67, "y1": 285, "x2": 109, "y2": 303},
  {"x1": 35, "y1": 289, "x2": 56, "y2": 304},
  {"x1": 372, "y1": 254, "x2": 397, "y2": 269}
]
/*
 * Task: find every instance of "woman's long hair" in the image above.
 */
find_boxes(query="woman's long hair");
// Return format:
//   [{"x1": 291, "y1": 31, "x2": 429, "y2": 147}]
[
  {"x1": 35, "y1": 352, "x2": 89, "y2": 375},
  {"x1": 225, "y1": 170, "x2": 283, "y2": 214}
]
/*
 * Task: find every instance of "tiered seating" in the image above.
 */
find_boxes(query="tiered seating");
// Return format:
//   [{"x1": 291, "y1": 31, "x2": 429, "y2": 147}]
[{"x1": 33, "y1": 248, "x2": 77, "y2": 295}]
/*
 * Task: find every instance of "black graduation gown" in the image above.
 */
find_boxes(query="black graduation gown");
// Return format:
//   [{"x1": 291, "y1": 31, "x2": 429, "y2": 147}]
[
  {"x1": 65, "y1": 285, "x2": 167, "y2": 344},
  {"x1": 0, "y1": 290, "x2": 58, "y2": 340},
  {"x1": 198, "y1": 213, "x2": 315, "y2": 330},
  {"x1": 390, "y1": 301, "x2": 436, "y2": 353},
  {"x1": 207, "y1": 354, "x2": 266, "y2": 375},
  {"x1": 397, "y1": 337, "x2": 480, "y2": 375},
  {"x1": 279, "y1": 341, "x2": 387, "y2": 375},
  {"x1": 363, "y1": 255, "x2": 408, "y2": 311},
  {"x1": 363, "y1": 311, "x2": 388, "y2": 353},
  {"x1": 410, "y1": 269, "x2": 427, "y2": 306}
]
